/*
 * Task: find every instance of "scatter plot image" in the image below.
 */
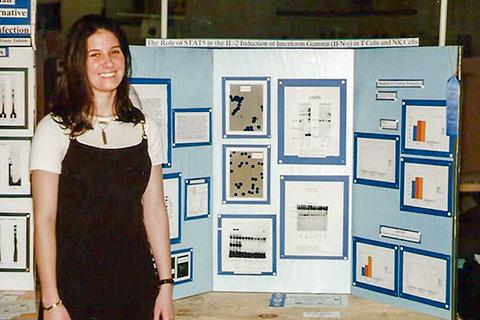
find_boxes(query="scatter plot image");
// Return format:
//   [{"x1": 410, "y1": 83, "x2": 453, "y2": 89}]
[
  {"x1": 228, "y1": 83, "x2": 264, "y2": 132},
  {"x1": 228, "y1": 150, "x2": 264, "y2": 200},
  {"x1": 223, "y1": 78, "x2": 270, "y2": 138}
]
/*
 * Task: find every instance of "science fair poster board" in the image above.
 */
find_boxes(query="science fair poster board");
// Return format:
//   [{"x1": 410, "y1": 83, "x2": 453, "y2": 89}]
[{"x1": 129, "y1": 44, "x2": 458, "y2": 319}]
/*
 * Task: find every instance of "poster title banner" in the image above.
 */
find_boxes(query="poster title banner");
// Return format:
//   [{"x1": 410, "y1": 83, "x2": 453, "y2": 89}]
[
  {"x1": 146, "y1": 38, "x2": 419, "y2": 49},
  {"x1": 0, "y1": 0, "x2": 32, "y2": 46}
]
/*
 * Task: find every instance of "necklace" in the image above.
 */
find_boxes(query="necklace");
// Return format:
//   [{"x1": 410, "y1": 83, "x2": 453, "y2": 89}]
[{"x1": 94, "y1": 116, "x2": 116, "y2": 145}]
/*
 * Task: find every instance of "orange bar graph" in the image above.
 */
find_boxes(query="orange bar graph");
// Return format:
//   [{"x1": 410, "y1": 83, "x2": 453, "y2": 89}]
[
  {"x1": 367, "y1": 256, "x2": 372, "y2": 277},
  {"x1": 415, "y1": 177, "x2": 424, "y2": 200},
  {"x1": 417, "y1": 120, "x2": 426, "y2": 142}
]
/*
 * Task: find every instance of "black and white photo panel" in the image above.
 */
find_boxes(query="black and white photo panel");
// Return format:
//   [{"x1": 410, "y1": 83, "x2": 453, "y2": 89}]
[
  {"x1": 0, "y1": 212, "x2": 30, "y2": 272},
  {"x1": 218, "y1": 214, "x2": 276, "y2": 275},
  {"x1": 171, "y1": 248, "x2": 193, "y2": 285},
  {"x1": 0, "y1": 68, "x2": 28, "y2": 131},
  {"x1": 280, "y1": 175, "x2": 349, "y2": 259}
]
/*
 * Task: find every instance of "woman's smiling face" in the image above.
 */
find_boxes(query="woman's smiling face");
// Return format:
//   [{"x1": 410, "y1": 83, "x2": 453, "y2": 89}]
[{"x1": 85, "y1": 29, "x2": 125, "y2": 97}]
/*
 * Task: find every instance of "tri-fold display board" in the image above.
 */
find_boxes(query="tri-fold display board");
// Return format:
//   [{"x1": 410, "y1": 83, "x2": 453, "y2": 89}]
[{"x1": 128, "y1": 44, "x2": 460, "y2": 320}]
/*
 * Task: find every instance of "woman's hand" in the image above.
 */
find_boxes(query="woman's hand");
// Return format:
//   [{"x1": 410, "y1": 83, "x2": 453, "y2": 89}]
[
  {"x1": 43, "y1": 304, "x2": 71, "y2": 320},
  {"x1": 153, "y1": 284, "x2": 174, "y2": 320}
]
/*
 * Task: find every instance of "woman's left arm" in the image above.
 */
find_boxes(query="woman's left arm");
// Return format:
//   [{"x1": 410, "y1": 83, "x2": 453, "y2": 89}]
[{"x1": 142, "y1": 165, "x2": 174, "y2": 320}]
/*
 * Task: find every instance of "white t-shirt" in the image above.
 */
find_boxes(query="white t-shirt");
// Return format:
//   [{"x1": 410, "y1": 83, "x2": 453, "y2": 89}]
[{"x1": 30, "y1": 113, "x2": 163, "y2": 174}]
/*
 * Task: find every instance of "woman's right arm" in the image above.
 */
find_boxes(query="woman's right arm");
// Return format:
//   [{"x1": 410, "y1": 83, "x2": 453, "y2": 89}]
[{"x1": 32, "y1": 170, "x2": 70, "y2": 319}]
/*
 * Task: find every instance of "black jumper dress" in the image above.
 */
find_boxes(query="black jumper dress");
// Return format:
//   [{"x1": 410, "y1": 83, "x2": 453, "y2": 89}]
[{"x1": 44, "y1": 126, "x2": 158, "y2": 319}]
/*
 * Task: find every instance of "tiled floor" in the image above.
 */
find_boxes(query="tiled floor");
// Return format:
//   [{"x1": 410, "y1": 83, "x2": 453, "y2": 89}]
[
  {"x1": 11, "y1": 290, "x2": 445, "y2": 319},
  {"x1": 173, "y1": 292, "x2": 440, "y2": 319}
]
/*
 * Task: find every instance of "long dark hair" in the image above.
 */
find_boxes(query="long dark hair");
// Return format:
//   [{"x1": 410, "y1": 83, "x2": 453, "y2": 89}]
[{"x1": 51, "y1": 14, "x2": 143, "y2": 136}]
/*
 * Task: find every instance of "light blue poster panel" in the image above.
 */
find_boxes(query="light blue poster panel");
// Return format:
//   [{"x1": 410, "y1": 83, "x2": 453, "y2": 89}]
[
  {"x1": 130, "y1": 46, "x2": 213, "y2": 299},
  {"x1": 352, "y1": 46, "x2": 459, "y2": 320}
]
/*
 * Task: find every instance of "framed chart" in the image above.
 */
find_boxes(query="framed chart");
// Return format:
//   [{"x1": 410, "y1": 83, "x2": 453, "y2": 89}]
[
  {"x1": 399, "y1": 246, "x2": 450, "y2": 309},
  {"x1": 400, "y1": 157, "x2": 453, "y2": 217},
  {"x1": 222, "y1": 144, "x2": 270, "y2": 204},
  {"x1": 280, "y1": 175, "x2": 349, "y2": 259},
  {"x1": 352, "y1": 237, "x2": 398, "y2": 296},
  {"x1": 278, "y1": 79, "x2": 346, "y2": 165},
  {"x1": 401, "y1": 99, "x2": 454, "y2": 158},
  {"x1": 222, "y1": 77, "x2": 271, "y2": 138},
  {"x1": 129, "y1": 78, "x2": 172, "y2": 167},
  {"x1": 217, "y1": 214, "x2": 276, "y2": 276},
  {"x1": 354, "y1": 132, "x2": 399, "y2": 189},
  {"x1": 163, "y1": 172, "x2": 181, "y2": 244},
  {"x1": 0, "y1": 138, "x2": 30, "y2": 197}
]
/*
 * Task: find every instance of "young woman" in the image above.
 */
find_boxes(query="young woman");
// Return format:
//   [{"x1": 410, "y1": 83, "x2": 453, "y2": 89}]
[{"x1": 31, "y1": 15, "x2": 174, "y2": 320}]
